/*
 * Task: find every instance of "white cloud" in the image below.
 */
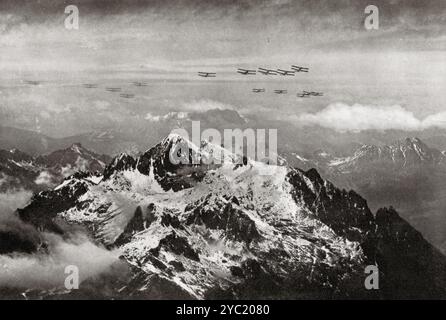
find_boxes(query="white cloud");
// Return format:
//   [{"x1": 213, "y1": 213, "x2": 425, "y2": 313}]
[
  {"x1": 35, "y1": 171, "x2": 54, "y2": 186},
  {"x1": 94, "y1": 100, "x2": 111, "y2": 110},
  {"x1": 75, "y1": 157, "x2": 89, "y2": 172},
  {"x1": 61, "y1": 164, "x2": 76, "y2": 177},
  {"x1": 0, "y1": 189, "x2": 32, "y2": 216},
  {"x1": 0, "y1": 188, "x2": 122, "y2": 291},
  {"x1": 295, "y1": 103, "x2": 446, "y2": 132},
  {"x1": 423, "y1": 112, "x2": 446, "y2": 129},
  {"x1": 0, "y1": 174, "x2": 9, "y2": 188},
  {"x1": 144, "y1": 113, "x2": 160, "y2": 122},
  {"x1": 182, "y1": 99, "x2": 235, "y2": 112},
  {"x1": 61, "y1": 157, "x2": 93, "y2": 178},
  {"x1": 145, "y1": 111, "x2": 188, "y2": 122},
  {"x1": 0, "y1": 232, "x2": 121, "y2": 290}
]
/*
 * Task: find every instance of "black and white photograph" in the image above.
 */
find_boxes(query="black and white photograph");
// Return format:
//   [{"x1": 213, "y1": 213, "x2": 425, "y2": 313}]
[{"x1": 0, "y1": 0, "x2": 446, "y2": 302}]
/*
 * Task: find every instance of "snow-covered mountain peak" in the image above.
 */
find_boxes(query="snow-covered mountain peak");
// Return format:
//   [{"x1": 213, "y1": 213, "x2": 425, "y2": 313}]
[
  {"x1": 326, "y1": 137, "x2": 445, "y2": 170},
  {"x1": 162, "y1": 132, "x2": 188, "y2": 144},
  {"x1": 68, "y1": 142, "x2": 84, "y2": 153},
  {"x1": 45, "y1": 157, "x2": 369, "y2": 297}
]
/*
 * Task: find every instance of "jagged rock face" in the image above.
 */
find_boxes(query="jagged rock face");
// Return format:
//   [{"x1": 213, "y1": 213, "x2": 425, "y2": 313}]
[
  {"x1": 114, "y1": 205, "x2": 157, "y2": 246},
  {"x1": 0, "y1": 230, "x2": 37, "y2": 254},
  {"x1": 287, "y1": 168, "x2": 374, "y2": 242},
  {"x1": 104, "y1": 135, "x2": 227, "y2": 191},
  {"x1": 151, "y1": 232, "x2": 200, "y2": 262},
  {"x1": 185, "y1": 195, "x2": 260, "y2": 243},
  {"x1": 15, "y1": 135, "x2": 446, "y2": 299},
  {"x1": 135, "y1": 137, "x2": 199, "y2": 191},
  {"x1": 283, "y1": 138, "x2": 446, "y2": 255},
  {"x1": 373, "y1": 207, "x2": 446, "y2": 298},
  {"x1": 35, "y1": 143, "x2": 111, "y2": 172},
  {"x1": 18, "y1": 174, "x2": 92, "y2": 233},
  {"x1": 103, "y1": 153, "x2": 137, "y2": 179},
  {"x1": 135, "y1": 135, "x2": 222, "y2": 191}
]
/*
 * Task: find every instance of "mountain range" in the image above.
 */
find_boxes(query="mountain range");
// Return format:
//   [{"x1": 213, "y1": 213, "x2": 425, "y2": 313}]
[
  {"x1": 0, "y1": 109, "x2": 248, "y2": 157},
  {"x1": 0, "y1": 125, "x2": 138, "y2": 156},
  {"x1": 2, "y1": 134, "x2": 445, "y2": 299},
  {"x1": 285, "y1": 137, "x2": 446, "y2": 254},
  {"x1": 0, "y1": 143, "x2": 111, "y2": 192}
]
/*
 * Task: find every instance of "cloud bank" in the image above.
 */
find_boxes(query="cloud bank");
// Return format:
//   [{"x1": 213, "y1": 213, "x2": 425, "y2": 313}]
[
  {"x1": 182, "y1": 100, "x2": 235, "y2": 112},
  {"x1": 145, "y1": 111, "x2": 188, "y2": 122},
  {"x1": 0, "y1": 232, "x2": 121, "y2": 290},
  {"x1": 0, "y1": 189, "x2": 33, "y2": 216},
  {"x1": 0, "y1": 189, "x2": 122, "y2": 292},
  {"x1": 296, "y1": 103, "x2": 446, "y2": 132},
  {"x1": 34, "y1": 171, "x2": 55, "y2": 186}
]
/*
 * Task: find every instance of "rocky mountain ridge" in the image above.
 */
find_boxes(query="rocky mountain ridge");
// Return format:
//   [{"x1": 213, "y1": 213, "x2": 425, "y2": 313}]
[
  {"x1": 0, "y1": 143, "x2": 111, "y2": 192},
  {"x1": 8, "y1": 134, "x2": 446, "y2": 299}
]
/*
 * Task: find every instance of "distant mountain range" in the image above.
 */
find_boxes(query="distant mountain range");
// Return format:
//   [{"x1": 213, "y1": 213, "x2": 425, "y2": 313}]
[
  {"x1": 3, "y1": 134, "x2": 444, "y2": 299},
  {"x1": 284, "y1": 137, "x2": 446, "y2": 254},
  {"x1": 330, "y1": 137, "x2": 445, "y2": 169},
  {"x1": 0, "y1": 110, "x2": 248, "y2": 157},
  {"x1": 5, "y1": 111, "x2": 446, "y2": 157},
  {"x1": 3, "y1": 126, "x2": 446, "y2": 256},
  {"x1": 0, "y1": 143, "x2": 111, "y2": 192},
  {"x1": 0, "y1": 125, "x2": 138, "y2": 156}
]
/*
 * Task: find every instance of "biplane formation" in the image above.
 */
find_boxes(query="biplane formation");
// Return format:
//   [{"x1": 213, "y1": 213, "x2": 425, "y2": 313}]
[
  {"x1": 197, "y1": 64, "x2": 322, "y2": 98},
  {"x1": 198, "y1": 65, "x2": 310, "y2": 78},
  {"x1": 19, "y1": 63, "x2": 321, "y2": 102},
  {"x1": 77, "y1": 81, "x2": 150, "y2": 98}
]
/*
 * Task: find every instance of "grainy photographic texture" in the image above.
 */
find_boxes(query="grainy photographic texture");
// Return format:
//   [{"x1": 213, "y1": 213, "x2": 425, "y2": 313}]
[{"x1": 0, "y1": 0, "x2": 445, "y2": 300}]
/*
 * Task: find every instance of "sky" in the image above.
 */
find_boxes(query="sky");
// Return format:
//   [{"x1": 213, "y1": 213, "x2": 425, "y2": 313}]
[{"x1": 0, "y1": 0, "x2": 445, "y2": 140}]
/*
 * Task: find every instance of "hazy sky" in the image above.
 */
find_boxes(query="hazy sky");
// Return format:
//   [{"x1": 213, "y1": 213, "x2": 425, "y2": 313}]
[
  {"x1": 2, "y1": 0, "x2": 445, "y2": 70},
  {"x1": 0, "y1": 0, "x2": 445, "y2": 138}
]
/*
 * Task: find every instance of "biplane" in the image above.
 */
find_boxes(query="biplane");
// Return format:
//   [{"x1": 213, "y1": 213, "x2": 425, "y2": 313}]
[
  {"x1": 258, "y1": 68, "x2": 277, "y2": 75},
  {"x1": 83, "y1": 84, "x2": 98, "y2": 88},
  {"x1": 120, "y1": 93, "x2": 135, "y2": 98},
  {"x1": 24, "y1": 80, "x2": 40, "y2": 85},
  {"x1": 297, "y1": 92, "x2": 311, "y2": 98},
  {"x1": 303, "y1": 90, "x2": 323, "y2": 96},
  {"x1": 132, "y1": 81, "x2": 148, "y2": 87},
  {"x1": 277, "y1": 69, "x2": 295, "y2": 76},
  {"x1": 291, "y1": 65, "x2": 309, "y2": 73},
  {"x1": 106, "y1": 87, "x2": 122, "y2": 92},
  {"x1": 237, "y1": 68, "x2": 256, "y2": 75},
  {"x1": 297, "y1": 91, "x2": 323, "y2": 98},
  {"x1": 198, "y1": 72, "x2": 216, "y2": 77}
]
